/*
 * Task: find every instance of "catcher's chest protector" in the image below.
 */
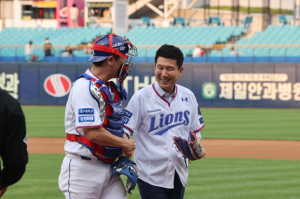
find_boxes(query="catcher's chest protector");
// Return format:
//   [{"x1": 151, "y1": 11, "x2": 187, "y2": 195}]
[{"x1": 70, "y1": 73, "x2": 126, "y2": 163}]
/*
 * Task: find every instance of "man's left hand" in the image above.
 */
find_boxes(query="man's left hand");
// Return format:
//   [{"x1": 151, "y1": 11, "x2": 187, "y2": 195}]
[{"x1": 173, "y1": 131, "x2": 205, "y2": 160}]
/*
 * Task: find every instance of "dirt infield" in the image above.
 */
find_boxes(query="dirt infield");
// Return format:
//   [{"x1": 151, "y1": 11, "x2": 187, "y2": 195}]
[{"x1": 27, "y1": 138, "x2": 300, "y2": 160}]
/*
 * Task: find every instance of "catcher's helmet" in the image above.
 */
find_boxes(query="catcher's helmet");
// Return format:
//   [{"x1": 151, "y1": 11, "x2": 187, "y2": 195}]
[
  {"x1": 88, "y1": 34, "x2": 129, "y2": 62},
  {"x1": 88, "y1": 33, "x2": 137, "y2": 83}
]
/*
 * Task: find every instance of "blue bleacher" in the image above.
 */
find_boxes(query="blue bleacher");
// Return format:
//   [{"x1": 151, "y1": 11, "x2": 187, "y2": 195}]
[
  {"x1": 237, "y1": 25, "x2": 300, "y2": 45},
  {"x1": 0, "y1": 27, "x2": 112, "y2": 62},
  {"x1": 1, "y1": 25, "x2": 300, "y2": 63},
  {"x1": 207, "y1": 24, "x2": 300, "y2": 62},
  {"x1": 126, "y1": 26, "x2": 244, "y2": 46},
  {"x1": 0, "y1": 27, "x2": 112, "y2": 46}
]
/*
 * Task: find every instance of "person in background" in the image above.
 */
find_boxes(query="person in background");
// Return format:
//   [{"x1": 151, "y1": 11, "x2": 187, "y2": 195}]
[
  {"x1": 0, "y1": 88, "x2": 28, "y2": 198},
  {"x1": 94, "y1": 9, "x2": 100, "y2": 17},
  {"x1": 24, "y1": 41, "x2": 34, "y2": 61},
  {"x1": 193, "y1": 45, "x2": 204, "y2": 57},
  {"x1": 61, "y1": 46, "x2": 73, "y2": 57},
  {"x1": 103, "y1": 9, "x2": 111, "y2": 19},
  {"x1": 230, "y1": 46, "x2": 244, "y2": 55},
  {"x1": 43, "y1": 38, "x2": 54, "y2": 56},
  {"x1": 70, "y1": 4, "x2": 79, "y2": 28},
  {"x1": 85, "y1": 42, "x2": 93, "y2": 54}
]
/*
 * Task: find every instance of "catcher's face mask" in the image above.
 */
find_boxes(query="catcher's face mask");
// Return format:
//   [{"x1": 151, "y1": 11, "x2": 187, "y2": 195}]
[
  {"x1": 89, "y1": 34, "x2": 138, "y2": 84},
  {"x1": 117, "y1": 36, "x2": 137, "y2": 83}
]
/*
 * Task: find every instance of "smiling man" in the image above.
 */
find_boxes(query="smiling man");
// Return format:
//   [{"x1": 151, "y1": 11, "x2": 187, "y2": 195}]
[{"x1": 123, "y1": 44, "x2": 205, "y2": 199}]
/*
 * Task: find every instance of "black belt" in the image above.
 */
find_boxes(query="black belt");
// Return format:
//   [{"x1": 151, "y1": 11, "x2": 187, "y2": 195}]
[{"x1": 80, "y1": 156, "x2": 98, "y2": 161}]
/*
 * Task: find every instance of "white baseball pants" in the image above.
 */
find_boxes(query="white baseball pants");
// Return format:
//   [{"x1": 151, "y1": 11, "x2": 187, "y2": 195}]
[{"x1": 59, "y1": 155, "x2": 127, "y2": 199}]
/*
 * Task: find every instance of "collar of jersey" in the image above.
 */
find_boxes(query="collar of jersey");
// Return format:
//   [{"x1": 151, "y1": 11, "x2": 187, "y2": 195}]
[
  {"x1": 154, "y1": 81, "x2": 176, "y2": 97},
  {"x1": 86, "y1": 69, "x2": 109, "y2": 88},
  {"x1": 153, "y1": 81, "x2": 177, "y2": 106}
]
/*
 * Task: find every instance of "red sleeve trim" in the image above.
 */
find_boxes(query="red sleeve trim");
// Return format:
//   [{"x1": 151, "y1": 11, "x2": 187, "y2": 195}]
[
  {"x1": 193, "y1": 125, "x2": 205, "y2": 133},
  {"x1": 124, "y1": 125, "x2": 134, "y2": 135}
]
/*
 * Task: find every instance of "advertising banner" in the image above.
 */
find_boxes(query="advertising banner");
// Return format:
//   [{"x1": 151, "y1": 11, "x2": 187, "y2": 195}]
[
  {"x1": 19, "y1": 63, "x2": 39, "y2": 104},
  {"x1": 0, "y1": 62, "x2": 299, "y2": 108},
  {"x1": 0, "y1": 63, "x2": 20, "y2": 100},
  {"x1": 197, "y1": 63, "x2": 300, "y2": 108}
]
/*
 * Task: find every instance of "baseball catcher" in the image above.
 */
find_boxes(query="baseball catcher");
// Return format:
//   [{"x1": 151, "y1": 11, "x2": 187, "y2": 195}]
[
  {"x1": 58, "y1": 33, "x2": 138, "y2": 199},
  {"x1": 173, "y1": 131, "x2": 205, "y2": 161}
]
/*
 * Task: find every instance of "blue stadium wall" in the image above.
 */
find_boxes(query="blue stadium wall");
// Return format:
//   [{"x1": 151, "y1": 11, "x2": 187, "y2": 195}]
[{"x1": 1, "y1": 62, "x2": 300, "y2": 108}]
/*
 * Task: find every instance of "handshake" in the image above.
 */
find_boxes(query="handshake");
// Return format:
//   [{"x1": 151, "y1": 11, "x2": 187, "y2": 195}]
[{"x1": 122, "y1": 135, "x2": 136, "y2": 158}]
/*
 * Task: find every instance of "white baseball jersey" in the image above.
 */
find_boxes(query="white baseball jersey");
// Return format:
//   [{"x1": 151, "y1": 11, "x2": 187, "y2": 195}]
[
  {"x1": 59, "y1": 69, "x2": 127, "y2": 199},
  {"x1": 123, "y1": 81, "x2": 205, "y2": 188}
]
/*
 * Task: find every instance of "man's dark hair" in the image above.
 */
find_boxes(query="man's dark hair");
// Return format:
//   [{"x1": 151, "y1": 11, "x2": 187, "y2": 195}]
[
  {"x1": 45, "y1": 38, "x2": 49, "y2": 40},
  {"x1": 155, "y1": 44, "x2": 184, "y2": 69},
  {"x1": 73, "y1": 3, "x2": 76, "y2": 7},
  {"x1": 93, "y1": 55, "x2": 120, "y2": 67},
  {"x1": 29, "y1": 41, "x2": 32, "y2": 45}
]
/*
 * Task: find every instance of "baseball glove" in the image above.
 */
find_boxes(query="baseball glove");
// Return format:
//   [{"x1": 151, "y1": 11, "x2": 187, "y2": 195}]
[
  {"x1": 173, "y1": 131, "x2": 205, "y2": 161},
  {"x1": 111, "y1": 156, "x2": 138, "y2": 194}
]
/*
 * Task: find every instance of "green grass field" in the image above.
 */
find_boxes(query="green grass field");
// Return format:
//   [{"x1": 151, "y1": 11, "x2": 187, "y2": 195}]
[
  {"x1": 22, "y1": 106, "x2": 300, "y2": 140},
  {"x1": 3, "y1": 106, "x2": 299, "y2": 199},
  {"x1": 4, "y1": 154, "x2": 300, "y2": 199}
]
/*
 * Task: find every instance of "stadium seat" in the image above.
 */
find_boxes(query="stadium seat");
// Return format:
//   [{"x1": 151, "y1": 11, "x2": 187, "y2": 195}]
[
  {"x1": 24, "y1": 55, "x2": 32, "y2": 62},
  {"x1": 141, "y1": 17, "x2": 154, "y2": 27},
  {"x1": 279, "y1": 15, "x2": 289, "y2": 25},
  {"x1": 172, "y1": 18, "x2": 188, "y2": 26},
  {"x1": 206, "y1": 17, "x2": 223, "y2": 26},
  {"x1": 1, "y1": 48, "x2": 16, "y2": 61}
]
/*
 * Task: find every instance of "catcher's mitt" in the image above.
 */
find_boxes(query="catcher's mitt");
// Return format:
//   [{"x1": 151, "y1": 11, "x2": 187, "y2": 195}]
[
  {"x1": 111, "y1": 156, "x2": 138, "y2": 194},
  {"x1": 173, "y1": 131, "x2": 205, "y2": 160}
]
